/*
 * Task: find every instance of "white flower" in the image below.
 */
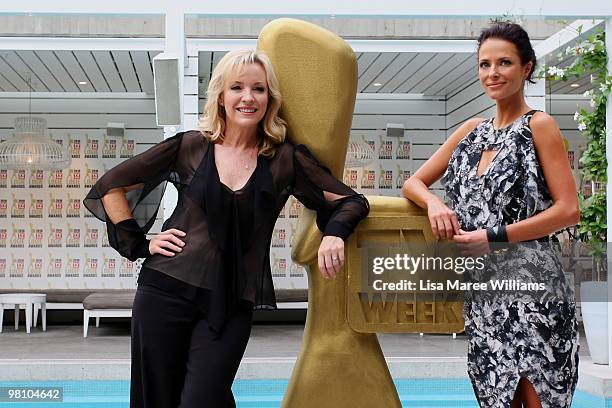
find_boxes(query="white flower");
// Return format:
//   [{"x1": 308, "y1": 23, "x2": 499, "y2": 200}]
[
  {"x1": 590, "y1": 99, "x2": 596, "y2": 108},
  {"x1": 565, "y1": 46, "x2": 574, "y2": 55},
  {"x1": 578, "y1": 123, "x2": 587, "y2": 131},
  {"x1": 583, "y1": 90, "x2": 592, "y2": 97},
  {"x1": 574, "y1": 112, "x2": 580, "y2": 121},
  {"x1": 546, "y1": 66, "x2": 566, "y2": 78}
]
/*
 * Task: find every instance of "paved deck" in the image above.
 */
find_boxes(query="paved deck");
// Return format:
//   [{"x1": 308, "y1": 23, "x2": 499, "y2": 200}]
[
  {"x1": 0, "y1": 323, "x2": 474, "y2": 360},
  {"x1": 0, "y1": 322, "x2": 607, "y2": 398}
]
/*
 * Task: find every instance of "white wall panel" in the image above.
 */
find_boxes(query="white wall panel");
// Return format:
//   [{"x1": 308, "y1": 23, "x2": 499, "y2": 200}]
[
  {"x1": 352, "y1": 114, "x2": 446, "y2": 130},
  {"x1": 0, "y1": 95, "x2": 161, "y2": 290},
  {"x1": 446, "y1": 94, "x2": 495, "y2": 129},
  {"x1": 183, "y1": 95, "x2": 199, "y2": 115},
  {"x1": 0, "y1": 114, "x2": 159, "y2": 129},
  {"x1": 441, "y1": 68, "x2": 478, "y2": 97},
  {"x1": 0, "y1": 97, "x2": 156, "y2": 114},
  {"x1": 354, "y1": 129, "x2": 446, "y2": 144},
  {"x1": 446, "y1": 80, "x2": 484, "y2": 112},
  {"x1": 353, "y1": 99, "x2": 445, "y2": 115}
]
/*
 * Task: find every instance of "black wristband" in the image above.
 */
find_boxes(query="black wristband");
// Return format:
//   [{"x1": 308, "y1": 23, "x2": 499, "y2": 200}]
[
  {"x1": 323, "y1": 221, "x2": 351, "y2": 241},
  {"x1": 113, "y1": 218, "x2": 151, "y2": 260},
  {"x1": 486, "y1": 225, "x2": 508, "y2": 242}
]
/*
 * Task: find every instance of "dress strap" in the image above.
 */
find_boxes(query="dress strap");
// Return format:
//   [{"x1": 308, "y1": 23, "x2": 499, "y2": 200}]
[{"x1": 525, "y1": 109, "x2": 540, "y2": 125}]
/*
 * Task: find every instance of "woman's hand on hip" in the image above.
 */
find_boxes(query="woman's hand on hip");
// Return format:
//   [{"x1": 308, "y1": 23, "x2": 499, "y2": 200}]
[
  {"x1": 318, "y1": 236, "x2": 345, "y2": 279},
  {"x1": 426, "y1": 196, "x2": 460, "y2": 240},
  {"x1": 149, "y1": 228, "x2": 186, "y2": 257}
]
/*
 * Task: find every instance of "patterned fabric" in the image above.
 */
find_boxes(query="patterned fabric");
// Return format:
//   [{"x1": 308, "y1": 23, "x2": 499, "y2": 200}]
[{"x1": 442, "y1": 111, "x2": 579, "y2": 407}]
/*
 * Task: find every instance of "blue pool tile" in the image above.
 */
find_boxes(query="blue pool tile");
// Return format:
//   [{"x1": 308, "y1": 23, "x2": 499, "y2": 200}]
[{"x1": 0, "y1": 379, "x2": 608, "y2": 407}]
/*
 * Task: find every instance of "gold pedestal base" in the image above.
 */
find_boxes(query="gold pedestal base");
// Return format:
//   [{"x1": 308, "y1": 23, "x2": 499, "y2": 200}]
[{"x1": 281, "y1": 260, "x2": 401, "y2": 408}]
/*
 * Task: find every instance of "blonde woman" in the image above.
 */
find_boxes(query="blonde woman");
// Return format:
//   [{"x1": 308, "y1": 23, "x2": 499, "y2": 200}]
[{"x1": 84, "y1": 50, "x2": 369, "y2": 408}]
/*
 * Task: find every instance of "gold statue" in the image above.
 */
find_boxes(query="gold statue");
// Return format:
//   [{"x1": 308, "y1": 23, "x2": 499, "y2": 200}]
[{"x1": 259, "y1": 18, "x2": 464, "y2": 407}]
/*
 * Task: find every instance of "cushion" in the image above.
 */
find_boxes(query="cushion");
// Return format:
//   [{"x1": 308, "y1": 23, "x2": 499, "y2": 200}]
[
  {"x1": 0, "y1": 288, "x2": 307, "y2": 308},
  {"x1": 275, "y1": 289, "x2": 308, "y2": 303},
  {"x1": 83, "y1": 291, "x2": 136, "y2": 310},
  {"x1": 0, "y1": 289, "x2": 96, "y2": 303}
]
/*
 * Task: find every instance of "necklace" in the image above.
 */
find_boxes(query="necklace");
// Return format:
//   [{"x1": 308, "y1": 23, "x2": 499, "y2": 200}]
[
  {"x1": 241, "y1": 148, "x2": 256, "y2": 170},
  {"x1": 217, "y1": 141, "x2": 257, "y2": 171}
]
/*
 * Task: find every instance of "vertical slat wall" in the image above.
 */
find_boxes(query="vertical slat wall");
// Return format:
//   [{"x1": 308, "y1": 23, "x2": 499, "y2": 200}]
[
  {"x1": 445, "y1": 79, "x2": 495, "y2": 135},
  {"x1": 0, "y1": 95, "x2": 163, "y2": 290}
]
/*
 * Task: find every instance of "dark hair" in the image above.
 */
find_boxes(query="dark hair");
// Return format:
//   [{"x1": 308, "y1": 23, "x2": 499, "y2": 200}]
[{"x1": 477, "y1": 22, "x2": 537, "y2": 84}]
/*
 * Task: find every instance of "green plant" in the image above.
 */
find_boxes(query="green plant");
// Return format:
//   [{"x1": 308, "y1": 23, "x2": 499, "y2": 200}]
[
  {"x1": 578, "y1": 191, "x2": 607, "y2": 243},
  {"x1": 544, "y1": 28, "x2": 611, "y2": 244}
]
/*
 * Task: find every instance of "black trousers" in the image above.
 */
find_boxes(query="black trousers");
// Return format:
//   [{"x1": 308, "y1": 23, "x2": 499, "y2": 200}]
[{"x1": 130, "y1": 284, "x2": 253, "y2": 408}]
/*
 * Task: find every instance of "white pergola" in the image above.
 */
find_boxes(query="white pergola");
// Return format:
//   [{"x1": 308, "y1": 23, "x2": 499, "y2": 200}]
[
  {"x1": 3, "y1": 0, "x2": 611, "y2": 16},
  {"x1": 3, "y1": 0, "x2": 612, "y2": 363}
]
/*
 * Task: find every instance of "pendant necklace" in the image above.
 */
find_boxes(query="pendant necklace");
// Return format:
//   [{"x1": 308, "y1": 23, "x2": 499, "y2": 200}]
[{"x1": 242, "y1": 148, "x2": 256, "y2": 170}]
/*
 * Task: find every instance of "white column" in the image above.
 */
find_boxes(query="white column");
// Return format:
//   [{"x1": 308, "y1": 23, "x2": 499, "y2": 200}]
[
  {"x1": 524, "y1": 77, "x2": 546, "y2": 112},
  {"x1": 162, "y1": 8, "x2": 186, "y2": 137},
  {"x1": 606, "y1": 17, "x2": 612, "y2": 366},
  {"x1": 183, "y1": 48, "x2": 200, "y2": 131},
  {"x1": 162, "y1": 9, "x2": 186, "y2": 220}
]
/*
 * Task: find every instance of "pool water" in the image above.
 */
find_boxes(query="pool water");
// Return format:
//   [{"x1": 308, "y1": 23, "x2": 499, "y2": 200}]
[{"x1": 0, "y1": 379, "x2": 609, "y2": 407}]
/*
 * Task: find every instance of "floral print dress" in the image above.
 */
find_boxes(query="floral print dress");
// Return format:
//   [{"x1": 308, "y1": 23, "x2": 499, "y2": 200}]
[{"x1": 442, "y1": 110, "x2": 579, "y2": 407}]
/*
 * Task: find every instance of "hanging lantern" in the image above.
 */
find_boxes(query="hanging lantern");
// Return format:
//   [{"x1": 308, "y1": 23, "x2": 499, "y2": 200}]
[{"x1": 0, "y1": 116, "x2": 71, "y2": 170}]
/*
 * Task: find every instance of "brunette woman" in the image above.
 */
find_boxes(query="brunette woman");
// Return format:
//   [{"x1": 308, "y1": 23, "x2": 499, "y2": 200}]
[{"x1": 403, "y1": 22, "x2": 579, "y2": 408}]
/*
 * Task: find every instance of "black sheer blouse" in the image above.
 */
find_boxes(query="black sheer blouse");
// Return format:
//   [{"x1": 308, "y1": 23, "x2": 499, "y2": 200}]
[{"x1": 83, "y1": 130, "x2": 369, "y2": 327}]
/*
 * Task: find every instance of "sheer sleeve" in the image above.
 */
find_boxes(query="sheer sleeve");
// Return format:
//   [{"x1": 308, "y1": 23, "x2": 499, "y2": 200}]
[
  {"x1": 83, "y1": 132, "x2": 183, "y2": 260},
  {"x1": 291, "y1": 144, "x2": 369, "y2": 240}
]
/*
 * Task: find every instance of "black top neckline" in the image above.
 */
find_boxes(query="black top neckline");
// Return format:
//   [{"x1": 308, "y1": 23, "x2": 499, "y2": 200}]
[{"x1": 212, "y1": 142, "x2": 259, "y2": 194}]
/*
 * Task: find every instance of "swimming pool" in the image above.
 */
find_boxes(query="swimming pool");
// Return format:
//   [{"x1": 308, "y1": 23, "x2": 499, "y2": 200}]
[{"x1": 0, "y1": 379, "x2": 608, "y2": 407}]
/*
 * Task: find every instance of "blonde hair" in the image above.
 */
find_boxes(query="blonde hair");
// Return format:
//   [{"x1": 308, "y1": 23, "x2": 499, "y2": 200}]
[{"x1": 197, "y1": 49, "x2": 286, "y2": 158}]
